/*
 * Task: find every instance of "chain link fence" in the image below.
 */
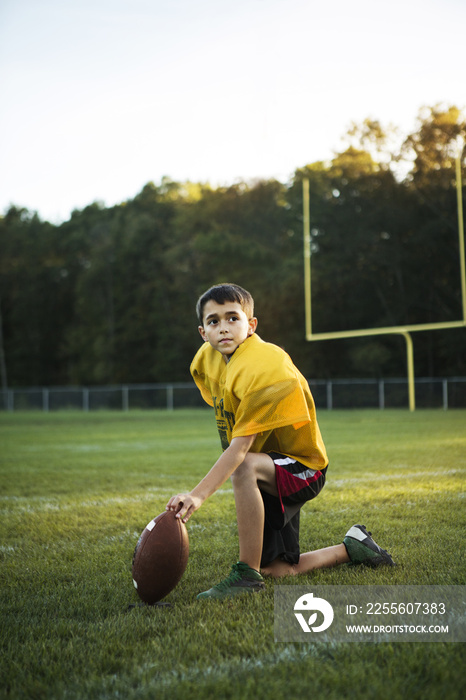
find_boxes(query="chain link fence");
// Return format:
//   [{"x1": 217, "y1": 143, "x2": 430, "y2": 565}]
[{"x1": 1, "y1": 378, "x2": 466, "y2": 412}]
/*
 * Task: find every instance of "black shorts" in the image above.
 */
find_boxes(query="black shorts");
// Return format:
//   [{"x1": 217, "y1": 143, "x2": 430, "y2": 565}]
[{"x1": 260, "y1": 452, "x2": 327, "y2": 568}]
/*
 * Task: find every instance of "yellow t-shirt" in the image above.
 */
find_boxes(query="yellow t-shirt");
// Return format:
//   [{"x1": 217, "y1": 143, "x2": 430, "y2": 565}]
[{"x1": 190, "y1": 333, "x2": 328, "y2": 470}]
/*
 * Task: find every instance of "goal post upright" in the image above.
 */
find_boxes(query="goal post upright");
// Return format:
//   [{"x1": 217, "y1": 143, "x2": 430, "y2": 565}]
[
  {"x1": 456, "y1": 144, "x2": 466, "y2": 322},
  {"x1": 302, "y1": 177, "x2": 312, "y2": 339},
  {"x1": 302, "y1": 160, "x2": 466, "y2": 411}
]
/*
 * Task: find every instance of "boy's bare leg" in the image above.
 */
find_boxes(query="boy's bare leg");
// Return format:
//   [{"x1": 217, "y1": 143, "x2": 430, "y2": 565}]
[
  {"x1": 230, "y1": 453, "x2": 350, "y2": 577},
  {"x1": 261, "y1": 544, "x2": 350, "y2": 578},
  {"x1": 230, "y1": 452, "x2": 278, "y2": 572}
]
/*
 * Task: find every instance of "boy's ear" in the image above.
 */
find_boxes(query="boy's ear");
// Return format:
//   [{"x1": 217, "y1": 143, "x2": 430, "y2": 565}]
[
  {"x1": 248, "y1": 317, "x2": 258, "y2": 336},
  {"x1": 198, "y1": 325, "x2": 208, "y2": 342}
]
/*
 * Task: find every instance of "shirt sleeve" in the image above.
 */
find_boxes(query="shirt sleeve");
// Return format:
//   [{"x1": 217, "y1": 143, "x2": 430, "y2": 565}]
[
  {"x1": 231, "y1": 363, "x2": 313, "y2": 438},
  {"x1": 191, "y1": 371, "x2": 214, "y2": 407},
  {"x1": 190, "y1": 343, "x2": 218, "y2": 408}
]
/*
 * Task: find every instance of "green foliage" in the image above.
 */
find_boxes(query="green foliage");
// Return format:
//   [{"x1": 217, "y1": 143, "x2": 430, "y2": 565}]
[
  {"x1": 403, "y1": 105, "x2": 465, "y2": 189},
  {"x1": 1, "y1": 105, "x2": 465, "y2": 386},
  {"x1": 0, "y1": 409, "x2": 465, "y2": 699}
]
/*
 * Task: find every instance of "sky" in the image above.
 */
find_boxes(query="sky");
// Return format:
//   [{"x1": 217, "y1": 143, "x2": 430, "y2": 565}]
[{"x1": 1, "y1": 0, "x2": 465, "y2": 223}]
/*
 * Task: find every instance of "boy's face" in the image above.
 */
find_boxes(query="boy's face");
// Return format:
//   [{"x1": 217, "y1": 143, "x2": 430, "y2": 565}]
[{"x1": 198, "y1": 300, "x2": 257, "y2": 360}]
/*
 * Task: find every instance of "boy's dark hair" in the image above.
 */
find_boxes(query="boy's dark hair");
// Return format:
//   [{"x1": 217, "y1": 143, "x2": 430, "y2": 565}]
[{"x1": 196, "y1": 284, "x2": 255, "y2": 325}]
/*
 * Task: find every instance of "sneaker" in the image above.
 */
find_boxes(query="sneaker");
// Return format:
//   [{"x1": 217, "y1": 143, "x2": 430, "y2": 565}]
[
  {"x1": 343, "y1": 524, "x2": 395, "y2": 567},
  {"x1": 197, "y1": 562, "x2": 266, "y2": 600}
]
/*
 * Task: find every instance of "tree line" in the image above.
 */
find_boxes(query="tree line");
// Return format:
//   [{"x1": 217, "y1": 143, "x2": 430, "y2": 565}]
[{"x1": 0, "y1": 104, "x2": 465, "y2": 390}]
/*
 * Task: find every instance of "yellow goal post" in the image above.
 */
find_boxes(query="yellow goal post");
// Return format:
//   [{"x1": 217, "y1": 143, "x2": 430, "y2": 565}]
[{"x1": 302, "y1": 150, "x2": 466, "y2": 411}]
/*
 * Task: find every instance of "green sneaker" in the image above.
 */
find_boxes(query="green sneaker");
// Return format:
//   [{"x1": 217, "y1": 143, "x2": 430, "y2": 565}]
[
  {"x1": 344, "y1": 524, "x2": 395, "y2": 567},
  {"x1": 197, "y1": 562, "x2": 266, "y2": 600}
]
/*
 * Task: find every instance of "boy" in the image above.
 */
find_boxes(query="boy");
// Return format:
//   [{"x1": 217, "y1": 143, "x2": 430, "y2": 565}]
[{"x1": 166, "y1": 283, "x2": 394, "y2": 599}]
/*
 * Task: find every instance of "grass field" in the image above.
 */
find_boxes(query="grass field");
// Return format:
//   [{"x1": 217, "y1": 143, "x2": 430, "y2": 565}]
[{"x1": 0, "y1": 408, "x2": 465, "y2": 699}]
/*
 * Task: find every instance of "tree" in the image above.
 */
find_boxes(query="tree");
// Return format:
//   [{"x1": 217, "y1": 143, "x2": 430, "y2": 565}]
[
  {"x1": 401, "y1": 104, "x2": 465, "y2": 190},
  {"x1": 0, "y1": 104, "x2": 464, "y2": 386},
  {"x1": 399, "y1": 104, "x2": 466, "y2": 374},
  {"x1": 0, "y1": 206, "x2": 76, "y2": 385},
  {"x1": 287, "y1": 106, "x2": 466, "y2": 377}
]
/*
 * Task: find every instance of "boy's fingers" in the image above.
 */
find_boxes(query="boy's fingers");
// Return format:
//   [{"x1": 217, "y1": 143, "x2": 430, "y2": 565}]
[
  {"x1": 166, "y1": 494, "x2": 185, "y2": 511},
  {"x1": 166, "y1": 493, "x2": 198, "y2": 522},
  {"x1": 179, "y1": 506, "x2": 191, "y2": 523},
  {"x1": 174, "y1": 500, "x2": 195, "y2": 522},
  {"x1": 175, "y1": 502, "x2": 189, "y2": 520}
]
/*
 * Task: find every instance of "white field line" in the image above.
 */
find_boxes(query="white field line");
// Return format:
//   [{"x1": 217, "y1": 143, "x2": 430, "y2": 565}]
[
  {"x1": 0, "y1": 487, "x2": 235, "y2": 515},
  {"x1": 329, "y1": 468, "x2": 463, "y2": 488},
  {"x1": 20, "y1": 439, "x2": 217, "y2": 453},
  {"x1": 0, "y1": 469, "x2": 462, "y2": 515},
  {"x1": 135, "y1": 643, "x2": 336, "y2": 690},
  {"x1": 63, "y1": 644, "x2": 333, "y2": 697}
]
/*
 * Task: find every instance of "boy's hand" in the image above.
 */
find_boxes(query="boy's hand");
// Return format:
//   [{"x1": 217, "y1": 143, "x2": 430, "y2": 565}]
[{"x1": 166, "y1": 492, "x2": 203, "y2": 523}]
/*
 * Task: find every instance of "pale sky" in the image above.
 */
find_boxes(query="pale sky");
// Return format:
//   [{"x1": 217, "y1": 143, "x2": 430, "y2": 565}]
[{"x1": 1, "y1": 0, "x2": 464, "y2": 223}]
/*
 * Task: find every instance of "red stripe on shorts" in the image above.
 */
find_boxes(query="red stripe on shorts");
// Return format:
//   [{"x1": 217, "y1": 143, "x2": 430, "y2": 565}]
[{"x1": 275, "y1": 463, "x2": 322, "y2": 498}]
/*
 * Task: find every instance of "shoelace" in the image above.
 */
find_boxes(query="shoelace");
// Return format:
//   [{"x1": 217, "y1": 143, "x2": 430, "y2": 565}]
[{"x1": 213, "y1": 565, "x2": 244, "y2": 591}]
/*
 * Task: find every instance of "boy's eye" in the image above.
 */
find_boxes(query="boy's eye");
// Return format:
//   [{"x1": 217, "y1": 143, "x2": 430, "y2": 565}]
[{"x1": 229, "y1": 316, "x2": 239, "y2": 322}]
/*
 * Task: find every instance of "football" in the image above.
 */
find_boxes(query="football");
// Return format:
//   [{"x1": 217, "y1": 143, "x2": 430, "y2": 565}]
[{"x1": 132, "y1": 511, "x2": 189, "y2": 604}]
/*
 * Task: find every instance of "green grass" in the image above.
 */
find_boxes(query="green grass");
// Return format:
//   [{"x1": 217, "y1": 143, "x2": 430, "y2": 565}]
[{"x1": 0, "y1": 409, "x2": 465, "y2": 699}]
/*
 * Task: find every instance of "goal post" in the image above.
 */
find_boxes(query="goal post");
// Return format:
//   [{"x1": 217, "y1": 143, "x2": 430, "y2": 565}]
[{"x1": 302, "y1": 148, "x2": 466, "y2": 411}]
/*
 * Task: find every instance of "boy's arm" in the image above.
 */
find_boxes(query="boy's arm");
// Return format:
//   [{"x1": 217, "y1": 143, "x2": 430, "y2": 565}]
[{"x1": 165, "y1": 434, "x2": 257, "y2": 523}]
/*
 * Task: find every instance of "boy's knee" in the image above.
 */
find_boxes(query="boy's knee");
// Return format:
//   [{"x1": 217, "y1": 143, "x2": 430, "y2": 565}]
[
  {"x1": 261, "y1": 558, "x2": 297, "y2": 578},
  {"x1": 231, "y1": 455, "x2": 256, "y2": 485},
  {"x1": 231, "y1": 453, "x2": 277, "y2": 493}
]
